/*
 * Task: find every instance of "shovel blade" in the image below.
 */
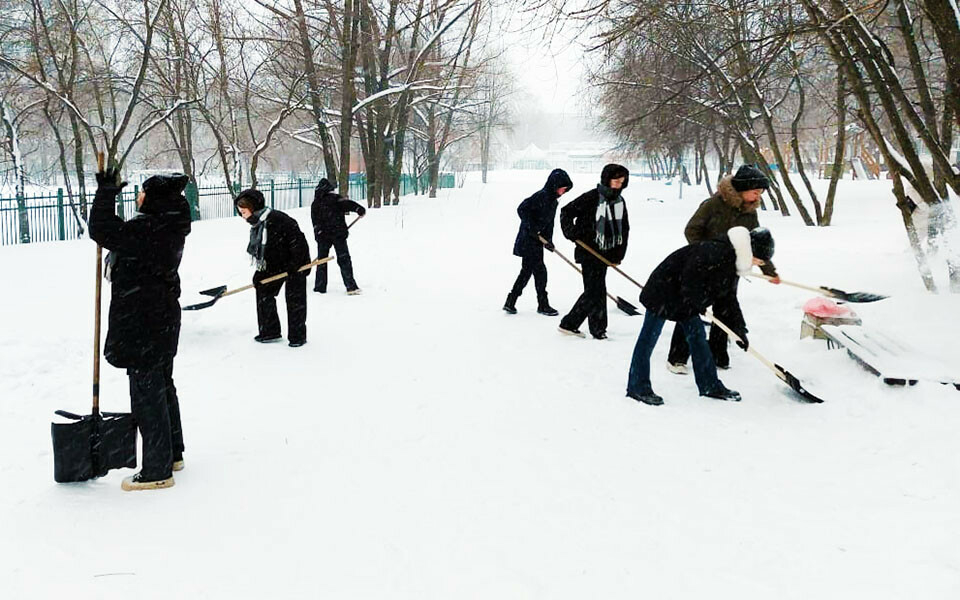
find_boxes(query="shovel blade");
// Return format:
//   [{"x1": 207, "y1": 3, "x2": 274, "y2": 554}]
[
  {"x1": 615, "y1": 296, "x2": 641, "y2": 316},
  {"x1": 822, "y1": 286, "x2": 887, "y2": 303},
  {"x1": 775, "y1": 363, "x2": 825, "y2": 403},
  {"x1": 200, "y1": 285, "x2": 227, "y2": 297}
]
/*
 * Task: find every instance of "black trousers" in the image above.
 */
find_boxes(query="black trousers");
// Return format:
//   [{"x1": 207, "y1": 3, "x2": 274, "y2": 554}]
[
  {"x1": 315, "y1": 237, "x2": 357, "y2": 292},
  {"x1": 667, "y1": 281, "x2": 740, "y2": 366},
  {"x1": 559, "y1": 259, "x2": 608, "y2": 336},
  {"x1": 509, "y1": 254, "x2": 548, "y2": 300},
  {"x1": 127, "y1": 359, "x2": 183, "y2": 481},
  {"x1": 255, "y1": 271, "x2": 307, "y2": 343}
]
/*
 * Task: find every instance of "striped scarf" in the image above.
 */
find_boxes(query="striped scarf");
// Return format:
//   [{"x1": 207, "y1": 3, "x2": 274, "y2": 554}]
[
  {"x1": 595, "y1": 185, "x2": 625, "y2": 251},
  {"x1": 246, "y1": 207, "x2": 271, "y2": 271}
]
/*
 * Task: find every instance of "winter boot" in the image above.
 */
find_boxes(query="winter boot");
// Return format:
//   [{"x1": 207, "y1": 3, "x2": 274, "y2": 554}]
[
  {"x1": 536, "y1": 296, "x2": 559, "y2": 316},
  {"x1": 346, "y1": 288, "x2": 362, "y2": 296},
  {"x1": 557, "y1": 324, "x2": 586, "y2": 338},
  {"x1": 122, "y1": 473, "x2": 175, "y2": 491},
  {"x1": 172, "y1": 459, "x2": 185, "y2": 472},
  {"x1": 666, "y1": 361, "x2": 690, "y2": 375},
  {"x1": 254, "y1": 334, "x2": 282, "y2": 343},
  {"x1": 702, "y1": 385, "x2": 741, "y2": 402},
  {"x1": 626, "y1": 390, "x2": 664, "y2": 406},
  {"x1": 503, "y1": 293, "x2": 518, "y2": 315}
]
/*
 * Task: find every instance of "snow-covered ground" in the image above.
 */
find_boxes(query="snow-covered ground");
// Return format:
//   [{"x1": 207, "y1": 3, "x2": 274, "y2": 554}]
[{"x1": 2, "y1": 170, "x2": 959, "y2": 598}]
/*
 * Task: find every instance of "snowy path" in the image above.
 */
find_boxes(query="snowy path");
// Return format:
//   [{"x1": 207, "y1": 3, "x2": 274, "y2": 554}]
[{"x1": 2, "y1": 171, "x2": 959, "y2": 598}]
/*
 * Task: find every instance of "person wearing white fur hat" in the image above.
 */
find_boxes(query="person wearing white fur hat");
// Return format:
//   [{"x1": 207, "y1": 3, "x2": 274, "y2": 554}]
[{"x1": 625, "y1": 226, "x2": 774, "y2": 406}]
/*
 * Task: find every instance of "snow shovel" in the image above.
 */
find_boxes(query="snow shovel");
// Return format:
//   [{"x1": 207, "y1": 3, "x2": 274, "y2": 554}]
[
  {"x1": 748, "y1": 273, "x2": 887, "y2": 303},
  {"x1": 706, "y1": 311, "x2": 825, "y2": 404},
  {"x1": 182, "y1": 257, "x2": 334, "y2": 311},
  {"x1": 52, "y1": 153, "x2": 138, "y2": 482},
  {"x1": 574, "y1": 239, "x2": 647, "y2": 290},
  {"x1": 540, "y1": 236, "x2": 640, "y2": 316}
]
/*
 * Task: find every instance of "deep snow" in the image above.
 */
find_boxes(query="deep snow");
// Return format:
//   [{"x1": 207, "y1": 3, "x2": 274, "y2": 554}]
[{"x1": 2, "y1": 170, "x2": 959, "y2": 598}]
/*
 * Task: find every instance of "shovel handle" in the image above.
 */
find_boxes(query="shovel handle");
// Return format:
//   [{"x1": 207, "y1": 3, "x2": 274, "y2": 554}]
[
  {"x1": 219, "y1": 257, "x2": 334, "y2": 299},
  {"x1": 574, "y1": 240, "x2": 644, "y2": 290},
  {"x1": 539, "y1": 235, "x2": 635, "y2": 311},
  {"x1": 705, "y1": 311, "x2": 784, "y2": 380},
  {"x1": 747, "y1": 273, "x2": 826, "y2": 295}
]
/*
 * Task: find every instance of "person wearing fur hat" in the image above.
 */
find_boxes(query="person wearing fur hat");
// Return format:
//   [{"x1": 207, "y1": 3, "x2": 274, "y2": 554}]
[
  {"x1": 625, "y1": 226, "x2": 775, "y2": 405},
  {"x1": 557, "y1": 164, "x2": 630, "y2": 339},
  {"x1": 665, "y1": 164, "x2": 781, "y2": 373},
  {"x1": 235, "y1": 188, "x2": 311, "y2": 347},
  {"x1": 503, "y1": 168, "x2": 573, "y2": 316},
  {"x1": 310, "y1": 178, "x2": 366, "y2": 295},
  {"x1": 89, "y1": 169, "x2": 192, "y2": 491}
]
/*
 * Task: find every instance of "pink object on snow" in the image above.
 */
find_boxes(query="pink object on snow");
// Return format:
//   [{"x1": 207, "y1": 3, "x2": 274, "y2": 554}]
[{"x1": 803, "y1": 297, "x2": 852, "y2": 318}]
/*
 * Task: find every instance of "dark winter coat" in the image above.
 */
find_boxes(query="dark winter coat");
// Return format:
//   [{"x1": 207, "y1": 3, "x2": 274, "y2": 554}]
[
  {"x1": 639, "y1": 239, "x2": 747, "y2": 337},
  {"x1": 260, "y1": 210, "x2": 312, "y2": 276},
  {"x1": 89, "y1": 175, "x2": 192, "y2": 370},
  {"x1": 311, "y1": 180, "x2": 366, "y2": 242},
  {"x1": 684, "y1": 175, "x2": 777, "y2": 277},
  {"x1": 512, "y1": 168, "x2": 573, "y2": 258},
  {"x1": 560, "y1": 165, "x2": 630, "y2": 264}
]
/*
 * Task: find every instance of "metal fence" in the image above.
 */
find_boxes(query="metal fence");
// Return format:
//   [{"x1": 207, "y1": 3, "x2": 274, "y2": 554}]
[{"x1": 0, "y1": 173, "x2": 452, "y2": 246}]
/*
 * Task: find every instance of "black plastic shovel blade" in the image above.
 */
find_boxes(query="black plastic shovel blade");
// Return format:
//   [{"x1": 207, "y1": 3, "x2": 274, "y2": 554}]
[
  {"x1": 182, "y1": 285, "x2": 228, "y2": 311},
  {"x1": 775, "y1": 363, "x2": 825, "y2": 403},
  {"x1": 822, "y1": 286, "x2": 888, "y2": 303},
  {"x1": 200, "y1": 285, "x2": 227, "y2": 297},
  {"x1": 615, "y1": 296, "x2": 641, "y2": 316}
]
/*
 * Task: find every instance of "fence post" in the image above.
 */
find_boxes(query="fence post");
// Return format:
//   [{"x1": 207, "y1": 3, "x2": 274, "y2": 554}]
[
  {"x1": 185, "y1": 181, "x2": 200, "y2": 221},
  {"x1": 16, "y1": 191, "x2": 30, "y2": 244},
  {"x1": 270, "y1": 179, "x2": 275, "y2": 208},
  {"x1": 298, "y1": 178, "x2": 302, "y2": 207},
  {"x1": 57, "y1": 188, "x2": 65, "y2": 240}
]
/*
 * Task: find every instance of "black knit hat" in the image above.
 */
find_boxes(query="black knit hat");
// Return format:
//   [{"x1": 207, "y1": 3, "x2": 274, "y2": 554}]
[
  {"x1": 600, "y1": 163, "x2": 630, "y2": 189},
  {"x1": 316, "y1": 178, "x2": 336, "y2": 195},
  {"x1": 140, "y1": 173, "x2": 189, "y2": 213},
  {"x1": 731, "y1": 164, "x2": 770, "y2": 192},
  {"x1": 749, "y1": 227, "x2": 775, "y2": 261},
  {"x1": 235, "y1": 188, "x2": 266, "y2": 211}
]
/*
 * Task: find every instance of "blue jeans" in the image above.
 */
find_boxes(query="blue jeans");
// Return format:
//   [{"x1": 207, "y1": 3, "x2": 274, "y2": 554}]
[{"x1": 626, "y1": 312, "x2": 722, "y2": 396}]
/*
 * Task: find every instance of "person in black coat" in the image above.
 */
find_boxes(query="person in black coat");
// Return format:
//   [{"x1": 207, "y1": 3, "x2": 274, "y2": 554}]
[
  {"x1": 311, "y1": 178, "x2": 366, "y2": 294},
  {"x1": 89, "y1": 169, "x2": 192, "y2": 491},
  {"x1": 557, "y1": 163, "x2": 630, "y2": 339},
  {"x1": 625, "y1": 226, "x2": 775, "y2": 406},
  {"x1": 503, "y1": 168, "x2": 573, "y2": 316},
  {"x1": 235, "y1": 189, "x2": 311, "y2": 347}
]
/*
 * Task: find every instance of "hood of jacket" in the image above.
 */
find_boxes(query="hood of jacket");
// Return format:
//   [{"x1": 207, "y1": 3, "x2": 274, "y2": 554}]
[
  {"x1": 717, "y1": 175, "x2": 751, "y2": 211},
  {"x1": 543, "y1": 169, "x2": 573, "y2": 198}
]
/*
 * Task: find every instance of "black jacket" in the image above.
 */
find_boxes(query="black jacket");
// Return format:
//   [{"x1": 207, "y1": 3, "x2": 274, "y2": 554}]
[
  {"x1": 560, "y1": 188, "x2": 630, "y2": 264},
  {"x1": 260, "y1": 210, "x2": 312, "y2": 276},
  {"x1": 639, "y1": 240, "x2": 746, "y2": 336},
  {"x1": 89, "y1": 179, "x2": 192, "y2": 369},
  {"x1": 513, "y1": 169, "x2": 573, "y2": 258},
  {"x1": 311, "y1": 181, "x2": 365, "y2": 242}
]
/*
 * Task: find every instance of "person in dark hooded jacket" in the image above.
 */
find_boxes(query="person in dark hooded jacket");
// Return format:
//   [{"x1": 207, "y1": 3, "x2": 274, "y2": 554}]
[
  {"x1": 557, "y1": 164, "x2": 630, "y2": 339},
  {"x1": 666, "y1": 164, "x2": 780, "y2": 373},
  {"x1": 235, "y1": 188, "x2": 311, "y2": 347},
  {"x1": 89, "y1": 169, "x2": 192, "y2": 491},
  {"x1": 310, "y1": 178, "x2": 366, "y2": 294},
  {"x1": 625, "y1": 226, "x2": 775, "y2": 406},
  {"x1": 503, "y1": 168, "x2": 573, "y2": 316}
]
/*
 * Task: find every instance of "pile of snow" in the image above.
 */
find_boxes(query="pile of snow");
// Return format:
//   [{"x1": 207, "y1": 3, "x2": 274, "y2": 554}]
[{"x1": 2, "y1": 170, "x2": 958, "y2": 598}]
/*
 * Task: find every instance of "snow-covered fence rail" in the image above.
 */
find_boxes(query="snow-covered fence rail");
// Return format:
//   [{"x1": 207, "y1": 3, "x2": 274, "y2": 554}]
[{"x1": 0, "y1": 172, "x2": 453, "y2": 246}]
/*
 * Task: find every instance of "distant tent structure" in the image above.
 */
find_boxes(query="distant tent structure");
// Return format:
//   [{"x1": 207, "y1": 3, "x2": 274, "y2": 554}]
[{"x1": 511, "y1": 144, "x2": 549, "y2": 169}]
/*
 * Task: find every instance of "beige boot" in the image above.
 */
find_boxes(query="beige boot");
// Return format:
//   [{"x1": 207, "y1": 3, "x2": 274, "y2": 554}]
[{"x1": 122, "y1": 473, "x2": 175, "y2": 491}]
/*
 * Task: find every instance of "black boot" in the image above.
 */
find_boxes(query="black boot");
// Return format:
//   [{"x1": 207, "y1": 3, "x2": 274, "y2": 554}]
[
  {"x1": 503, "y1": 293, "x2": 518, "y2": 314},
  {"x1": 536, "y1": 295, "x2": 559, "y2": 316}
]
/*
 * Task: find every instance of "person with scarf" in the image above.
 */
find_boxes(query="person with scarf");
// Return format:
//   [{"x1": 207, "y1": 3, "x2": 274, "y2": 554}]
[
  {"x1": 235, "y1": 189, "x2": 311, "y2": 347},
  {"x1": 89, "y1": 169, "x2": 192, "y2": 491},
  {"x1": 625, "y1": 226, "x2": 775, "y2": 405},
  {"x1": 556, "y1": 164, "x2": 630, "y2": 339},
  {"x1": 503, "y1": 168, "x2": 573, "y2": 316}
]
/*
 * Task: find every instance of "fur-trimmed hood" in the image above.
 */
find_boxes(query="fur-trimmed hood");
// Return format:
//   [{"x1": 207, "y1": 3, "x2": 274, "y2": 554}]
[{"x1": 717, "y1": 175, "x2": 748, "y2": 210}]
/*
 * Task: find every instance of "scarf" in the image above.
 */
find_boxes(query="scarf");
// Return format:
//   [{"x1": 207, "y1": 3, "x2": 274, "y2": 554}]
[
  {"x1": 595, "y1": 184, "x2": 625, "y2": 251},
  {"x1": 246, "y1": 207, "x2": 271, "y2": 271}
]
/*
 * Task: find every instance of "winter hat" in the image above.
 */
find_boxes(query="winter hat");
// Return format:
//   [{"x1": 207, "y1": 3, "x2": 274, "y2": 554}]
[
  {"x1": 749, "y1": 227, "x2": 775, "y2": 262},
  {"x1": 731, "y1": 164, "x2": 769, "y2": 192},
  {"x1": 316, "y1": 178, "x2": 336, "y2": 195},
  {"x1": 139, "y1": 173, "x2": 189, "y2": 213},
  {"x1": 600, "y1": 163, "x2": 630, "y2": 189},
  {"x1": 235, "y1": 188, "x2": 266, "y2": 212}
]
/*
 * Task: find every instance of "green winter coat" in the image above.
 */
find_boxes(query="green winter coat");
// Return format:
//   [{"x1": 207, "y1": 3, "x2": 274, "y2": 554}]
[{"x1": 684, "y1": 175, "x2": 778, "y2": 277}]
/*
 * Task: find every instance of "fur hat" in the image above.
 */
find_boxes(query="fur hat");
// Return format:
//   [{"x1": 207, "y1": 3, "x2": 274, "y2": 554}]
[
  {"x1": 235, "y1": 188, "x2": 266, "y2": 211},
  {"x1": 749, "y1": 227, "x2": 775, "y2": 262},
  {"x1": 731, "y1": 164, "x2": 769, "y2": 192},
  {"x1": 600, "y1": 163, "x2": 630, "y2": 189}
]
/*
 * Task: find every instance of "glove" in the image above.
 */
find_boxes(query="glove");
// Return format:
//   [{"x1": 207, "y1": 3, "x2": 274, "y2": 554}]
[
  {"x1": 735, "y1": 331, "x2": 749, "y2": 352},
  {"x1": 288, "y1": 266, "x2": 307, "y2": 278},
  {"x1": 544, "y1": 240, "x2": 555, "y2": 252},
  {"x1": 95, "y1": 167, "x2": 128, "y2": 194},
  {"x1": 358, "y1": 207, "x2": 367, "y2": 217}
]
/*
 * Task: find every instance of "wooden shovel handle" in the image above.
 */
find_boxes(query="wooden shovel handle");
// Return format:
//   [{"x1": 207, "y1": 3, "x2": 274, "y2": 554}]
[
  {"x1": 574, "y1": 240, "x2": 644, "y2": 290},
  {"x1": 220, "y1": 257, "x2": 334, "y2": 299},
  {"x1": 539, "y1": 235, "x2": 626, "y2": 306},
  {"x1": 705, "y1": 311, "x2": 785, "y2": 381},
  {"x1": 747, "y1": 273, "x2": 824, "y2": 295}
]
